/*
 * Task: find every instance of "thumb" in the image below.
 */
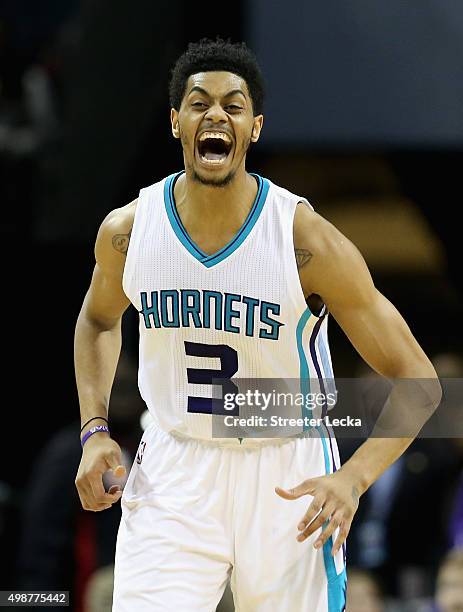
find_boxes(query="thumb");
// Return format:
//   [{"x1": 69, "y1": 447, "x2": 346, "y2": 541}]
[
  {"x1": 275, "y1": 478, "x2": 317, "y2": 500},
  {"x1": 112, "y1": 464, "x2": 126, "y2": 478},
  {"x1": 105, "y1": 451, "x2": 126, "y2": 477}
]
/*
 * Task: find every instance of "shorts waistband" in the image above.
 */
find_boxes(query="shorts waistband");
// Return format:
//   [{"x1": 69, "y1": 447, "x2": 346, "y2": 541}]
[{"x1": 167, "y1": 429, "x2": 314, "y2": 449}]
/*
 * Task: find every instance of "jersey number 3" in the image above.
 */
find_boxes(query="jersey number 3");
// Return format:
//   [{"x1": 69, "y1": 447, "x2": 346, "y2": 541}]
[{"x1": 185, "y1": 341, "x2": 239, "y2": 415}]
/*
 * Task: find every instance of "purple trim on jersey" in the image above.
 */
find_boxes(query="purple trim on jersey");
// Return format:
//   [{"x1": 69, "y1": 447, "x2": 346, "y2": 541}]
[
  {"x1": 309, "y1": 315, "x2": 328, "y2": 418},
  {"x1": 328, "y1": 428, "x2": 337, "y2": 471},
  {"x1": 309, "y1": 317, "x2": 336, "y2": 469}
]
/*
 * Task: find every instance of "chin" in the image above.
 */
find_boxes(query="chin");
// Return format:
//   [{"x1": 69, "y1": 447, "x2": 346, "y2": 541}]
[{"x1": 192, "y1": 167, "x2": 236, "y2": 187}]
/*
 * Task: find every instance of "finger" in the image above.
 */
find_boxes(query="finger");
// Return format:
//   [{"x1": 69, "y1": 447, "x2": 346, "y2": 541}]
[
  {"x1": 76, "y1": 478, "x2": 94, "y2": 509},
  {"x1": 112, "y1": 465, "x2": 127, "y2": 478},
  {"x1": 80, "y1": 481, "x2": 119, "y2": 511},
  {"x1": 87, "y1": 504, "x2": 113, "y2": 512},
  {"x1": 275, "y1": 478, "x2": 317, "y2": 500},
  {"x1": 76, "y1": 486, "x2": 87, "y2": 510},
  {"x1": 105, "y1": 452, "x2": 126, "y2": 477},
  {"x1": 82, "y1": 503, "x2": 113, "y2": 512},
  {"x1": 297, "y1": 502, "x2": 336, "y2": 543},
  {"x1": 313, "y1": 512, "x2": 343, "y2": 550},
  {"x1": 77, "y1": 480, "x2": 114, "y2": 512},
  {"x1": 108, "y1": 484, "x2": 123, "y2": 495},
  {"x1": 331, "y1": 520, "x2": 351, "y2": 556},
  {"x1": 297, "y1": 495, "x2": 325, "y2": 531},
  {"x1": 85, "y1": 470, "x2": 122, "y2": 506}
]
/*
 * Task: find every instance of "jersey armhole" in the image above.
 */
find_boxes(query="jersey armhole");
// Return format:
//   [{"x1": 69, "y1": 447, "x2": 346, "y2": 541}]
[
  {"x1": 292, "y1": 199, "x2": 327, "y2": 319},
  {"x1": 122, "y1": 195, "x2": 143, "y2": 301},
  {"x1": 298, "y1": 197, "x2": 314, "y2": 211}
]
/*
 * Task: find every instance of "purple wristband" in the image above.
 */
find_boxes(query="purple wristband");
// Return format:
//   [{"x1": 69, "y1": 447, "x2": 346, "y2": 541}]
[{"x1": 81, "y1": 424, "x2": 110, "y2": 447}]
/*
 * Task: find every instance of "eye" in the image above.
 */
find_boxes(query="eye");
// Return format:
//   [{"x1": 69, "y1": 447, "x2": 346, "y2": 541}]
[
  {"x1": 226, "y1": 105, "x2": 242, "y2": 111},
  {"x1": 192, "y1": 102, "x2": 207, "y2": 108}
]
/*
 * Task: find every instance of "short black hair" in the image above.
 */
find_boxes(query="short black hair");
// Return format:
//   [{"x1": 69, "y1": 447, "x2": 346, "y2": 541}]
[{"x1": 169, "y1": 37, "x2": 264, "y2": 115}]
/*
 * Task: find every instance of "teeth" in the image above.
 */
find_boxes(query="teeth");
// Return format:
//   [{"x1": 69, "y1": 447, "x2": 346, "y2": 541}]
[
  {"x1": 199, "y1": 131, "x2": 231, "y2": 143},
  {"x1": 200, "y1": 157, "x2": 226, "y2": 165}
]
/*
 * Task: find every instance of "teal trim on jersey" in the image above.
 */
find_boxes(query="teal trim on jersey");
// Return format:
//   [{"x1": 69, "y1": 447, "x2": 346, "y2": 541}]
[
  {"x1": 163, "y1": 171, "x2": 270, "y2": 268},
  {"x1": 318, "y1": 423, "x2": 347, "y2": 611},
  {"x1": 297, "y1": 310, "x2": 346, "y2": 610},
  {"x1": 296, "y1": 308, "x2": 312, "y2": 427},
  {"x1": 164, "y1": 173, "x2": 207, "y2": 260},
  {"x1": 204, "y1": 174, "x2": 269, "y2": 267}
]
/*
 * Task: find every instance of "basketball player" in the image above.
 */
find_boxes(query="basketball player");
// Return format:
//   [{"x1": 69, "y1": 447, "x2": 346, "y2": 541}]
[{"x1": 75, "y1": 39, "x2": 440, "y2": 611}]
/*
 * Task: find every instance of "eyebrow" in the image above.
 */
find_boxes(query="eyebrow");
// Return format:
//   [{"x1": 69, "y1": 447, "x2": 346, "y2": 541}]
[{"x1": 188, "y1": 86, "x2": 247, "y2": 100}]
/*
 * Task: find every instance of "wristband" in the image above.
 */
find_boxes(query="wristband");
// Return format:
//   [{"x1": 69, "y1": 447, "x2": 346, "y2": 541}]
[
  {"x1": 81, "y1": 425, "x2": 110, "y2": 448},
  {"x1": 80, "y1": 416, "x2": 108, "y2": 434}
]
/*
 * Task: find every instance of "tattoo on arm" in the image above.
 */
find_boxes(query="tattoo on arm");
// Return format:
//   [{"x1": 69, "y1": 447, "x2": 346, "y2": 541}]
[
  {"x1": 112, "y1": 230, "x2": 131, "y2": 254},
  {"x1": 295, "y1": 248, "x2": 313, "y2": 269}
]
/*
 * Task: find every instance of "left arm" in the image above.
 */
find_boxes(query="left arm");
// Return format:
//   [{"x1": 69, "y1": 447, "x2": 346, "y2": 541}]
[{"x1": 277, "y1": 204, "x2": 441, "y2": 554}]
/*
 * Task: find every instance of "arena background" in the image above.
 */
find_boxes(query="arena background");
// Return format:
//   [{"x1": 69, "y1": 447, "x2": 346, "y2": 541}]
[{"x1": 1, "y1": 1, "x2": 462, "y2": 610}]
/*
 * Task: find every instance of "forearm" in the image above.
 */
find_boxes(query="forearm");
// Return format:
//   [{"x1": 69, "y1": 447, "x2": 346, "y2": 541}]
[
  {"x1": 340, "y1": 376, "x2": 441, "y2": 495},
  {"x1": 340, "y1": 436, "x2": 413, "y2": 495},
  {"x1": 74, "y1": 302, "x2": 122, "y2": 428}
]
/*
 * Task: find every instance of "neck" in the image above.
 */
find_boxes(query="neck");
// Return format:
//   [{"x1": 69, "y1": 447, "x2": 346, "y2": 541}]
[{"x1": 174, "y1": 166, "x2": 258, "y2": 235}]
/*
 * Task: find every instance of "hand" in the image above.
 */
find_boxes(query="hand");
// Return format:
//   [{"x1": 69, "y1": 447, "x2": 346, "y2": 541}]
[
  {"x1": 275, "y1": 470, "x2": 360, "y2": 556},
  {"x1": 75, "y1": 435, "x2": 127, "y2": 511}
]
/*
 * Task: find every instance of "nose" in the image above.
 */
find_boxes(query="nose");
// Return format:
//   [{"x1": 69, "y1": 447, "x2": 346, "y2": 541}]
[{"x1": 204, "y1": 102, "x2": 228, "y2": 124}]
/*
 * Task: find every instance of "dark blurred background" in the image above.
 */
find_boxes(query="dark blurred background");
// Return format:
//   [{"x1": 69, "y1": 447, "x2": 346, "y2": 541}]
[{"x1": 1, "y1": 1, "x2": 462, "y2": 611}]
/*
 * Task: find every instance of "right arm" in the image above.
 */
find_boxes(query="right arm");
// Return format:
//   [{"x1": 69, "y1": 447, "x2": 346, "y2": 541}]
[{"x1": 74, "y1": 201, "x2": 136, "y2": 511}]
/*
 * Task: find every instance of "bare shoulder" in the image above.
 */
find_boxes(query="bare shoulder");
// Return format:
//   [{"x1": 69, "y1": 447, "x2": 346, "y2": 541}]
[
  {"x1": 95, "y1": 198, "x2": 138, "y2": 276},
  {"x1": 100, "y1": 198, "x2": 138, "y2": 253},
  {"x1": 293, "y1": 200, "x2": 370, "y2": 299},
  {"x1": 293, "y1": 200, "x2": 350, "y2": 265}
]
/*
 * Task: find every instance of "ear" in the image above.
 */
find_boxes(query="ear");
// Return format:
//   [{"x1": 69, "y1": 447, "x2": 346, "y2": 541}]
[
  {"x1": 250, "y1": 114, "x2": 264, "y2": 143},
  {"x1": 171, "y1": 108, "x2": 180, "y2": 139}
]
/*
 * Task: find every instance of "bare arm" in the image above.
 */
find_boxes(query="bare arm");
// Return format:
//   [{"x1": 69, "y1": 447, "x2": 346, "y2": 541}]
[
  {"x1": 75, "y1": 218, "x2": 132, "y2": 426},
  {"x1": 278, "y1": 203, "x2": 441, "y2": 552},
  {"x1": 296, "y1": 204, "x2": 440, "y2": 478},
  {"x1": 74, "y1": 200, "x2": 136, "y2": 511}
]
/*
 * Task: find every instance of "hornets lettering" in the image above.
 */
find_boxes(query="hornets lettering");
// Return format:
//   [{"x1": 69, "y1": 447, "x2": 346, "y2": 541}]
[{"x1": 139, "y1": 289, "x2": 284, "y2": 339}]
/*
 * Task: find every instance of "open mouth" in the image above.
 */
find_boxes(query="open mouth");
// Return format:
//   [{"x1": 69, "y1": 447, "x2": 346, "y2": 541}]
[{"x1": 197, "y1": 131, "x2": 233, "y2": 166}]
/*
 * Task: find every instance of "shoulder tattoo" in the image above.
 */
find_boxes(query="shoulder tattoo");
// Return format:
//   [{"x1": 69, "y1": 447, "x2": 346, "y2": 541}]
[
  {"x1": 112, "y1": 230, "x2": 131, "y2": 254},
  {"x1": 295, "y1": 248, "x2": 313, "y2": 269}
]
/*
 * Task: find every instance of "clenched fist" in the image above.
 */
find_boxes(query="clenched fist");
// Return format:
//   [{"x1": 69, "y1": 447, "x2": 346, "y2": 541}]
[{"x1": 75, "y1": 434, "x2": 126, "y2": 511}]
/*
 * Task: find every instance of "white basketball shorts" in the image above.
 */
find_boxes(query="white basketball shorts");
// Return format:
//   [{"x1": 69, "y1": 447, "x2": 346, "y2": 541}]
[{"x1": 112, "y1": 425, "x2": 346, "y2": 611}]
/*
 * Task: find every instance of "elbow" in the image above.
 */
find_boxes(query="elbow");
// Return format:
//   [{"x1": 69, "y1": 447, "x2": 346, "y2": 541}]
[
  {"x1": 411, "y1": 364, "x2": 442, "y2": 414},
  {"x1": 76, "y1": 302, "x2": 121, "y2": 334},
  {"x1": 393, "y1": 357, "x2": 442, "y2": 413},
  {"x1": 427, "y1": 376, "x2": 443, "y2": 412}
]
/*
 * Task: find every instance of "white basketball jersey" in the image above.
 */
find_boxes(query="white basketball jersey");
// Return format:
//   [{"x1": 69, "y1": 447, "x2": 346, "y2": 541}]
[{"x1": 122, "y1": 171, "x2": 334, "y2": 439}]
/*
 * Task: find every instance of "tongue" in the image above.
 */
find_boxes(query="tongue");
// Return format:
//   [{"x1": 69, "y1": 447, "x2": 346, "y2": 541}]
[{"x1": 203, "y1": 151, "x2": 227, "y2": 161}]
